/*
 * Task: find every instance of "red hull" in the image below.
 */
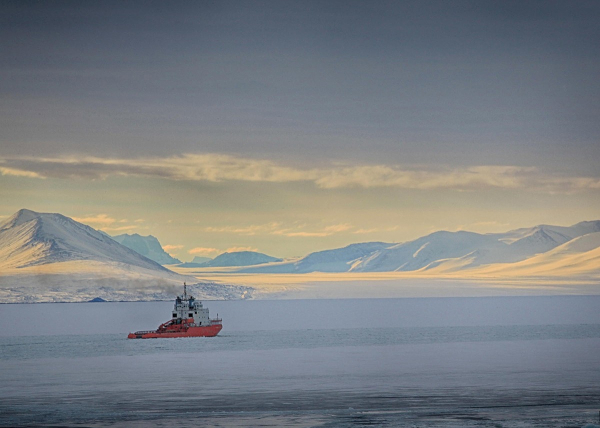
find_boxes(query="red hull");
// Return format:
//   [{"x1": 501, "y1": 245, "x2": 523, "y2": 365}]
[{"x1": 128, "y1": 324, "x2": 222, "y2": 339}]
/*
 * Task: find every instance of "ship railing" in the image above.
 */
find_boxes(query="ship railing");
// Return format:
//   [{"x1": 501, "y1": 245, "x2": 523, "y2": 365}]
[
  {"x1": 132, "y1": 331, "x2": 155, "y2": 335},
  {"x1": 210, "y1": 318, "x2": 222, "y2": 325}
]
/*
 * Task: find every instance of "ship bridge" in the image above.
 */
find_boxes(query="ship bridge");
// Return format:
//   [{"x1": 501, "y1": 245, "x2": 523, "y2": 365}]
[{"x1": 172, "y1": 283, "x2": 211, "y2": 326}]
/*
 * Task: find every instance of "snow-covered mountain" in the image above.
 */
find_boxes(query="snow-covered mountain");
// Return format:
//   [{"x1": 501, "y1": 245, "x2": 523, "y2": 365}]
[
  {"x1": 197, "y1": 251, "x2": 281, "y2": 268},
  {"x1": 496, "y1": 221, "x2": 600, "y2": 244},
  {"x1": 191, "y1": 256, "x2": 212, "y2": 264},
  {"x1": 176, "y1": 256, "x2": 213, "y2": 268},
  {"x1": 350, "y1": 232, "x2": 504, "y2": 272},
  {"x1": 234, "y1": 222, "x2": 600, "y2": 274},
  {"x1": 112, "y1": 233, "x2": 181, "y2": 265},
  {"x1": 0, "y1": 209, "x2": 250, "y2": 302},
  {"x1": 1, "y1": 209, "x2": 598, "y2": 301},
  {"x1": 239, "y1": 242, "x2": 392, "y2": 273},
  {"x1": 469, "y1": 231, "x2": 600, "y2": 278},
  {"x1": 0, "y1": 209, "x2": 169, "y2": 271},
  {"x1": 351, "y1": 224, "x2": 594, "y2": 273}
]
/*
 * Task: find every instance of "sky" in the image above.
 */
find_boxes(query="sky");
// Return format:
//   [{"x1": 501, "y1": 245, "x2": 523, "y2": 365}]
[{"x1": 1, "y1": 0, "x2": 599, "y2": 260}]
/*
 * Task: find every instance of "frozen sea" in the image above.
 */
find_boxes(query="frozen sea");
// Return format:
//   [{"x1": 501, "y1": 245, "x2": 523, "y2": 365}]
[{"x1": 1, "y1": 296, "x2": 600, "y2": 427}]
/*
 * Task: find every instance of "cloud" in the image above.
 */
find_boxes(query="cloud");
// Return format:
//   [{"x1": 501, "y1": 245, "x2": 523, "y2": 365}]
[
  {"x1": 0, "y1": 154, "x2": 315, "y2": 183},
  {"x1": 204, "y1": 223, "x2": 282, "y2": 235},
  {"x1": 163, "y1": 244, "x2": 184, "y2": 257},
  {"x1": 225, "y1": 246, "x2": 258, "y2": 253},
  {"x1": 313, "y1": 165, "x2": 538, "y2": 190},
  {"x1": 273, "y1": 231, "x2": 331, "y2": 237},
  {"x1": 72, "y1": 214, "x2": 142, "y2": 233},
  {"x1": 163, "y1": 244, "x2": 184, "y2": 251},
  {"x1": 0, "y1": 166, "x2": 44, "y2": 178},
  {"x1": 202, "y1": 221, "x2": 354, "y2": 238},
  {"x1": 189, "y1": 247, "x2": 220, "y2": 256},
  {"x1": 353, "y1": 228, "x2": 379, "y2": 234},
  {"x1": 272, "y1": 223, "x2": 354, "y2": 238},
  {"x1": 72, "y1": 214, "x2": 117, "y2": 226},
  {"x1": 188, "y1": 246, "x2": 259, "y2": 256},
  {"x1": 1, "y1": 153, "x2": 599, "y2": 193},
  {"x1": 322, "y1": 223, "x2": 353, "y2": 233}
]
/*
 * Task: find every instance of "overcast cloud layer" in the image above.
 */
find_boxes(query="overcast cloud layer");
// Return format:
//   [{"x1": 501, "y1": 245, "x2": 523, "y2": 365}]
[
  {"x1": 1, "y1": 154, "x2": 599, "y2": 193},
  {"x1": 1, "y1": 1, "x2": 599, "y2": 259},
  {"x1": 1, "y1": 1, "x2": 599, "y2": 171}
]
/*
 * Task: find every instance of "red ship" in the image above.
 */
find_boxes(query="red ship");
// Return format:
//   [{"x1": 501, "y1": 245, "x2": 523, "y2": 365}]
[{"x1": 128, "y1": 283, "x2": 222, "y2": 339}]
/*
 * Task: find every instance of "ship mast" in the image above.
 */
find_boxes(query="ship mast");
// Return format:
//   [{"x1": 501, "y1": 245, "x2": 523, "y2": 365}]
[{"x1": 183, "y1": 282, "x2": 187, "y2": 300}]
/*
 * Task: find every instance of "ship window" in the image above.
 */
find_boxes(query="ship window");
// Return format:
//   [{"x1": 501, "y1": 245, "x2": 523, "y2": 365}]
[
  {"x1": 199, "y1": 322, "x2": 202, "y2": 325},
  {"x1": 189, "y1": 313, "x2": 193, "y2": 317},
  {"x1": 173, "y1": 313, "x2": 177, "y2": 318}
]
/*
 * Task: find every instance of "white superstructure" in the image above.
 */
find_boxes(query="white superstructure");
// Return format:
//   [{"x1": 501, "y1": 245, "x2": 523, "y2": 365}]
[{"x1": 171, "y1": 283, "x2": 211, "y2": 327}]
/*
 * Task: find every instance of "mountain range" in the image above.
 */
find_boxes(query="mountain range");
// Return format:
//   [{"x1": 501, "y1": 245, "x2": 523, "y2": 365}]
[
  {"x1": 176, "y1": 256, "x2": 213, "y2": 268},
  {"x1": 103, "y1": 220, "x2": 599, "y2": 276},
  {"x1": 1, "y1": 208, "x2": 599, "y2": 302},
  {"x1": 0, "y1": 209, "x2": 250, "y2": 302},
  {"x1": 173, "y1": 252, "x2": 281, "y2": 268},
  {"x1": 232, "y1": 221, "x2": 600, "y2": 276},
  {"x1": 193, "y1": 251, "x2": 281, "y2": 268}
]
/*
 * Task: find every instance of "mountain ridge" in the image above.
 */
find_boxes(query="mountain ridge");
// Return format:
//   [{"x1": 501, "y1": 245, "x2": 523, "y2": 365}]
[
  {"x1": 112, "y1": 233, "x2": 181, "y2": 265},
  {"x1": 0, "y1": 209, "x2": 169, "y2": 272},
  {"x1": 197, "y1": 251, "x2": 282, "y2": 268},
  {"x1": 4, "y1": 210, "x2": 598, "y2": 276},
  {"x1": 234, "y1": 222, "x2": 600, "y2": 275},
  {"x1": 0, "y1": 209, "x2": 252, "y2": 303}
]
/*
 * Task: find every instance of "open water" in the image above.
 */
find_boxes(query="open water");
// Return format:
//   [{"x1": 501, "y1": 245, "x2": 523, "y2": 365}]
[{"x1": 1, "y1": 296, "x2": 600, "y2": 427}]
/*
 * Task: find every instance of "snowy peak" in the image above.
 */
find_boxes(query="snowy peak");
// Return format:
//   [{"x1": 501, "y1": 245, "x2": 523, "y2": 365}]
[
  {"x1": 0, "y1": 209, "x2": 169, "y2": 272},
  {"x1": 508, "y1": 226, "x2": 570, "y2": 251},
  {"x1": 112, "y1": 233, "x2": 181, "y2": 265},
  {"x1": 352, "y1": 231, "x2": 502, "y2": 272},
  {"x1": 470, "y1": 231, "x2": 600, "y2": 278},
  {"x1": 501, "y1": 221, "x2": 600, "y2": 243},
  {"x1": 363, "y1": 223, "x2": 600, "y2": 274},
  {"x1": 0, "y1": 208, "x2": 40, "y2": 230},
  {"x1": 0, "y1": 210, "x2": 248, "y2": 303}
]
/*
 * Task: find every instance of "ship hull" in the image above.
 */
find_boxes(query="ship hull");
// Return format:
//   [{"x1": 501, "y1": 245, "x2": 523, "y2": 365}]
[{"x1": 128, "y1": 324, "x2": 222, "y2": 339}]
